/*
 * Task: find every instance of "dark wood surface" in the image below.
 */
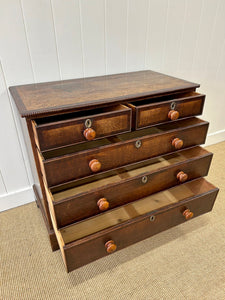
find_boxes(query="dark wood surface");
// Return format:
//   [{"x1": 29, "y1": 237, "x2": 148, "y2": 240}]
[
  {"x1": 42, "y1": 118, "x2": 209, "y2": 187},
  {"x1": 33, "y1": 185, "x2": 59, "y2": 251},
  {"x1": 9, "y1": 70, "x2": 219, "y2": 272},
  {"x1": 26, "y1": 119, "x2": 53, "y2": 230},
  {"x1": 9, "y1": 70, "x2": 199, "y2": 118},
  {"x1": 62, "y1": 179, "x2": 218, "y2": 272},
  {"x1": 34, "y1": 105, "x2": 131, "y2": 151},
  {"x1": 129, "y1": 92, "x2": 205, "y2": 129},
  {"x1": 52, "y1": 148, "x2": 212, "y2": 227}
]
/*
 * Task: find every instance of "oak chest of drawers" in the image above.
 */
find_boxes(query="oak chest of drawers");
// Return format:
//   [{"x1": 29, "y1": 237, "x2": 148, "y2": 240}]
[{"x1": 10, "y1": 70, "x2": 219, "y2": 272}]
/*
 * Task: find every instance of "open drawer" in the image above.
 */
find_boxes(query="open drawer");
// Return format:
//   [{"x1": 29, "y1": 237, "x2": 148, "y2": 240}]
[
  {"x1": 50, "y1": 178, "x2": 218, "y2": 272},
  {"x1": 32, "y1": 104, "x2": 131, "y2": 151},
  {"x1": 47, "y1": 146, "x2": 212, "y2": 228},
  {"x1": 39, "y1": 117, "x2": 209, "y2": 187},
  {"x1": 128, "y1": 92, "x2": 205, "y2": 129}
]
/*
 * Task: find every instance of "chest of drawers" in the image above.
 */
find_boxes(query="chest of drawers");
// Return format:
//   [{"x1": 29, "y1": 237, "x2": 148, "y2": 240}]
[{"x1": 10, "y1": 70, "x2": 219, "y2": 272}]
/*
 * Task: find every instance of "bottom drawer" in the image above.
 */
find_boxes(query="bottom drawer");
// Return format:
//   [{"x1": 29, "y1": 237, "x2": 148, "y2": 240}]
[{"x1": 52, "y1": 178, "x2": 218, "y2": 272}]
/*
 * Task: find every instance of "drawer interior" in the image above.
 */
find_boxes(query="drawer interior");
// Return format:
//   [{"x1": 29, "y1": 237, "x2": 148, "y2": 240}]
[
  {"x1": 129, "y1": 91, "x2": 201, "y2": 107},
  {"x1": 42, "y1": 117, "x2": 206, "y2": 160},
  {"x1": 35, "y1": 104, "x2": 129, "y2": 126},
  {"x1": 51, "y1": 146, "x2": 211, "y2": 201},
  {"x1": 59, "y1": 178, "x2": 216, "y2": 244}
]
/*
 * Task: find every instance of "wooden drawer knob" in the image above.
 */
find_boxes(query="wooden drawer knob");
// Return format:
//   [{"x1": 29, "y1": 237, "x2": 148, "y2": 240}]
[
  {"x1": 89, "y1": 159, "x2": 101, "y2": 172},
  {"x1": 172, "y1": 138, "x2": 183, "y2": 149},
  {"x1": 83, "y1": 128, "x2": 96, "y2": 141},
  {"x1": 183, "y1": 209, "x2": 194, "y2": 220},
  {"x1": 105, "y1": 240, "x2": 117, "y2": 253},
  {"x1": 97, "y1": 198, "x2": 109, "y2": 211},
  {"x1": 168, "y1": 110, "x2": 179, "y2": 120},
  {"x1": 177, "y1": 171, "x2": 188, "y2": 183}
]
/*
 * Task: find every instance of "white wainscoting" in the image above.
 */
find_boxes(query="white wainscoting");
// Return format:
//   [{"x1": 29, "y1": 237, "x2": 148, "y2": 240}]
[{"x1": 0, "y1": 0, "x2": 224, "y2": 211}]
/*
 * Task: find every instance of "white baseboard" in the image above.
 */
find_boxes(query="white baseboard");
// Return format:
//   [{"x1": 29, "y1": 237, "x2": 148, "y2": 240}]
[
  {"x1": 0, "y1": 186, "x2": 35, "y2": 212},
  {"x1": 205, "y1": 129, "x2": 225, "y2": 146}
]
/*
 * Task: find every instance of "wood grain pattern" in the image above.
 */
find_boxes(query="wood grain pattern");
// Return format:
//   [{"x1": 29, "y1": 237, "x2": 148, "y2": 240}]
[
  {"x1": 129, "y1": 91, "x2": 205, "y2": 129},
  {"x1": 9, "y1": 70, "x2": 199, "y2": 118},
  {"x1": 33, "y1": 184, "x2": 58, "y2": 251},
  {"x1": 57, "y1": 178, "x2": 218, "y2": 272},
  {"x1": 26, "y1": 119, "x2": 53, "y2": 230},
  {"x1": 34, "y1": 104, "x2": 131, "y2": 151},
  {"x1": 42, "y1": 118, "x2": 209, "y2": 187},
  {"x1": 51, "y1": 147, "x2": 212, "y2": 227}
]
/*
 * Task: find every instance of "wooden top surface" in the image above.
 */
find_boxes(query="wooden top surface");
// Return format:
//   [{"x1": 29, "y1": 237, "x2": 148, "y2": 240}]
[{"x1": 9, "y1": 70, "x2": 199, "y2": 118}]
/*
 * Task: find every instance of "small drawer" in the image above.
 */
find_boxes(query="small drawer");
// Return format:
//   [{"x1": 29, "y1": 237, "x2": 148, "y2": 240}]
[
  {"x1": 32, "y1": 104, "x2": 131, "y2": 151},
  {"x1": 48, "y1": 146, "x2": 212, "y2": 228},
  {"x1": 128, "y1": 92, "x2": 205, "y2": 129},
  {"x1": 40, "y1": 117, "x2": 209, "y2": 187},
  {"x1": 50, "y1": 178, "x2": 218, "y2": 272}
]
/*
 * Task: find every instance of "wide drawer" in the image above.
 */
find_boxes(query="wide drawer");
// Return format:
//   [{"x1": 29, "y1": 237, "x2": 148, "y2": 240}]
[
  {"x1": 128, "y1": 92, "x2": 205, "y2": 129},
  {"x1": 41, "y1": 117, "x2": 209, "y2": 187},
  {"x1": 48, "y1": 146, "x2": 212, "y2": 227},
  {"x1": 33, "y1": 104, "x2": 131, "y2": 151},
  {"x1": 51, "y1": 178, "x2": 218, "y2": 272}
]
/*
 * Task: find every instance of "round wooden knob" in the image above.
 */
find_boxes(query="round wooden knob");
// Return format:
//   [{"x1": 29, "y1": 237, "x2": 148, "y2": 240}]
[
  {"x1": 105, "y1": 240, "x2": 117, "y2": 253},
  {"x1": 89, "y1": 159, "x2": 101, "y2": 172},
  {"x1": 168, "y1": 110, "x2": 179, "y2": 120},
  {"x1": 83, "y1": 128, "x2": 96, "y2": 141},
  {"x1": 97, "y1": 198, "x2": 109, "y2": 211},
  {"x1": 183, "y1": 209, "x2": 194, "y2": 220},
  {"x1": 177, "y1": 171, "x2": 188, "y2": 183},
  {"x1": 172, "y1": 138, "x2": 183, "y2": 149}
]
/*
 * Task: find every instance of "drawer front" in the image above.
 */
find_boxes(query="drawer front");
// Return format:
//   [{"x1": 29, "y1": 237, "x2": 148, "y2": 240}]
[
  {"x1": 34, "y1": 104, "x2": 131, "y2": 151},
  {"x1": 129, "y1": 92, "x2": 205, "y2": 129},
  {"x1": 52, "y1": 148, "x2": 212, "y2": 227},
  {"x1": 62, "y1": 180, "x2": 218, "y2": 272},
  {"x1": 43, "y1": 118, "x2": 209, "y2": 187}
]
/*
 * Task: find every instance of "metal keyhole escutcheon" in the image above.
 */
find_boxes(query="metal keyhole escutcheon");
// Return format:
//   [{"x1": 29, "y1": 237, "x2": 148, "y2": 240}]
[
  {"x1": 85, "y1": 118, "x2": 92, "y2": 128},
  {"x1": 150, "y1": 215, "x2": 156, "y2": 222},
  {"x1": 135, "y1": 140, "x2": 142, "y2": 149},
  {"x1": 170, "y1": 102, "x2": 176, "y2": 110}
]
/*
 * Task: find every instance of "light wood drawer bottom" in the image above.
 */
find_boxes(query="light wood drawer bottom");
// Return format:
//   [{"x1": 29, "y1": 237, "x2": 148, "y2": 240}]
[{"x1": 51, "y1": 178, "x2": 218, "y2": 272}]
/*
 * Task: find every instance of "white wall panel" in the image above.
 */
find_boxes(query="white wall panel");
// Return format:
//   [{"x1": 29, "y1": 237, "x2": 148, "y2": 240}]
[
  {"x1": 0, "y1": 0, "x2": 34, "y2": 85},
  {"x1": 126, "y1": 0, "x2": 149, "y2": 71},
  {"x1": 146, "y1": 0, "x2": 168, "y2": 72},
  {"x1": 201, "y1": 0, "x2": 225, "y2": 133},
  {"x1": 0, "y1": 171, "x2": 6, "y2": 195},
  {"x1": 161, "y1": 0, "x2": 186, "y2": 76},
  {"x1": 105, "y1": 0, "x2": 127, "y2": 74},
  {"x1": 0, "y1": 0, "x2": 224, "y2": 210},
  {"x1": 51, "y1": 0, "x2": 83, "y2": 79},
  {"x1": 177, "y1": 0, "x2": 203, "y2": 79},
  {"x1": 21, "y1": 0, "x2": 60, "y2": 82},
  {"x1": 80, "y1": 0, "x2": 105, "y2": 76},
  {"x1": 0, "y1": 63, "x2": 30, "y2": 192},
  {"x1": 190, "y1": 0, "x2": 221, "y2": 82}
]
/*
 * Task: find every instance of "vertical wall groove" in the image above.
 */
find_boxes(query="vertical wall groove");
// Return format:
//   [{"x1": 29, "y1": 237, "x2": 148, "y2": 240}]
[
  {"x1": 125, "y1": 0, "x2": 129, "y2": 72},
  {"x1": 161, "y1": 0, "x2": 169, "y2": 71},
  {"x1": 78, "y1": 0, "x2": 85, "y2": 77},
  {"x1": 104, "y1": 0, "x2": 107, "y2": 74},
  {"x1": 202, "y1": 0, "x2": 221, "y2": 79},
  {"x1": 0, "y1": 170, "x2": 7, "y2": 194},
  {"x1": 0, "y1": 61, "x2": 31, "y2": 186},
  {"x1": 50, "y1": 0, "x2": 62, "y2": 80},
  {"x1": 189, "y1": 0, "x2": 204, "y2": 78},
  {"x1": 20, "y1": 0, "x2": 36, "y2": 83},
  {"x1": 144, "y1": 0, "x2": 151, "y2": 68},
  {"x1": 176, "y1": 0, "x2": 188, "y2": 74},
  {"x1": 215, "y1": 38, "x2": 225, "y2": 81}
]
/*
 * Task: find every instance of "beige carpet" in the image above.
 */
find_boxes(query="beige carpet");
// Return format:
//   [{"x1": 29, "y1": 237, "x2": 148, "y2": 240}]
[{"x1": 1, "y1": 142, "x2": 225, "y2": 300}]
